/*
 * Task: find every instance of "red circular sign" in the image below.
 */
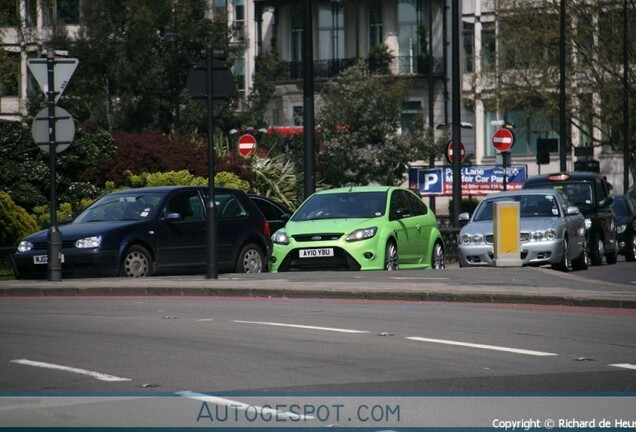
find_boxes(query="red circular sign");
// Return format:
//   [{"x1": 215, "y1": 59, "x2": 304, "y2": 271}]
[
  {"x1": 492, "y1": 128, "x2": 515, "y2": 152},
  {"x1": 238, "y1": 133, "x2": 257, "y2": 156},
  {"x1": 446, "y1": 141, "x2": 465, "y2": 163}
]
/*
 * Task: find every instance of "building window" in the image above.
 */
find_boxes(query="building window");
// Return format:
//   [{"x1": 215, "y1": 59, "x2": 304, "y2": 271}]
[
  {"x1": 484, "y1": 106, "x2": 556, "y2": 157},
  {"x1": 214, "y1": 0, "x2": 227, "y2": 13},
  {"x1": 397, "y1": 0, "x2": 422, "y2": 74},
  {"x1": 233, "y1": 0, "x2": 245, "y2": 40},
  {"x1": 0, "y1": 52, "x2": 20, "y2": 97},
  {"x1": 463, "y1": 21, "x2": 474, "y2": 73},
  {"x1": 481, "y1": 22, "x2": 496, "y2": 71},
  {"x1": 318, "y1": 3, "x2": 344, "y2": 60},
  {"x1": 234, "y1": 57, "x2": 246, "y2": 103},
  {"x1": 0, "y1": 1, "x2": 18, "y2": 26},
  {"x1": 291, "y1": 4, "x2": 303, "y2": 63},
  {"x1": 578, "y1": 93, "x2": 594, "y2": 146},
  {"x1": 369, "y1": 0, "x2": 383, "y2": 48},
  {"x1": 401, "y1": 100, "x2": 423, "y2": 134},
  {"x1": 57, "y1": 0, "x2": 79, "y2": 24},
  {"x1": 26, "y1": 0, "x2": 37, "y2": 27}
]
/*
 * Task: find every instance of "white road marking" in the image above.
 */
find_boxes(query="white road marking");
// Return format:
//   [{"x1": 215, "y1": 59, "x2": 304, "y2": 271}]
[
  {"x1": 233, "y1": 320, "x2": 368, "y2": 334},
  {"x1": 11, "y1": 359, "x2": 131, "y2": 382},
  {"x1": 406, "y1": 337, "x2": 557, "y2": 356},
  {"x1": 609, "y1": 363, "x2": 636, "y2": 370},
  {"x1": 389, "y1": 277, "x2": 450, "y2": 280},
  {"x1": 196, "y1": 319, "x2": 215, "y2": 322},
  {"x1": 177, "y1": 391, "x2": 312, "y2": 420}
]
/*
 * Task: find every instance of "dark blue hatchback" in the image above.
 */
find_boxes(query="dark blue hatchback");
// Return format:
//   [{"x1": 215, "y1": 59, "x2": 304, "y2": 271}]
[{"x1": 13, "y1": 186, "x2": 272, "y2": 278}]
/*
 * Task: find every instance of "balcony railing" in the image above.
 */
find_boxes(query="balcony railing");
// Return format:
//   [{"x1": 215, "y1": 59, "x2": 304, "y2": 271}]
[{"x1": 273, "y1": 56, "x2": 443, "y2": 81}]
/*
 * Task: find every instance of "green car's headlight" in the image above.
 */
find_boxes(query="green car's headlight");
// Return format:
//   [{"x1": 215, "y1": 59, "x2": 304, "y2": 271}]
[
  {"x1": 272, "y1": 230, "x2": 290, "y2": 245},
  {"x1": 345, "y1": 227, "x2": 377, "y2": 242}
]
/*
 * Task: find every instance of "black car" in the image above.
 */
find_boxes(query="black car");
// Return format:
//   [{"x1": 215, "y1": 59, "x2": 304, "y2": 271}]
[
  {"x1": 523, "y1": 172, "x2": 617, "y2": 266},
  {"x1": 611, "y1": 195, "x2": 636, "y2": 261},
  {"x1": 13, "y1": 186, "x2": 272, "y2": 278},
  {"x1": 248, "y1": 194, "x2": 293, "y2": 233}
]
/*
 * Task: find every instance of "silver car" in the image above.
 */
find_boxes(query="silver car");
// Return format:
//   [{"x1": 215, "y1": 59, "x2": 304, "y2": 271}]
[{"x1": 458, "y1": 189, "x2": 588, "y2": 272}]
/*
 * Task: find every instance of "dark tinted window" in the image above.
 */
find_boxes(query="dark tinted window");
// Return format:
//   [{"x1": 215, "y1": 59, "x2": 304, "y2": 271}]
[
  {"x1": 164, "y1": 190, "x2": 205, "y2": 221},
  {"x1": 405, "y1": 190, "x2": 428, "y2": 216},
  {"x1": 252, "y1": 197, "x2": 283, "y2": 220},
  {"x1": 390, "y1": 190, "x2": 411, "y2": 219}
]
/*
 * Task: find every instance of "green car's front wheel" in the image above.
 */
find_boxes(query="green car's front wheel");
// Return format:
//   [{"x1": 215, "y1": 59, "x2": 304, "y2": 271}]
[
  {"x1": 431, "y1": 241, "x2": 445, "y2": 269},
  {"x1": 384, "y1": 241, "x2": 399, "y2": 271}
]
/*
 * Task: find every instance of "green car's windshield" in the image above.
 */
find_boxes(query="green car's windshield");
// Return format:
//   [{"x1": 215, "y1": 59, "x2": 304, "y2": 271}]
[
  {"x1": 73, "y1": 193, "x2": 164, "y2": 223},
  {"x1": 292, "y1": 192, "x2": 387, "y2": 221}
]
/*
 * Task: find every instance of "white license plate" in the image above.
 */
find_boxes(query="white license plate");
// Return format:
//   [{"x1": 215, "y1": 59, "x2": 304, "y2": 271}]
[
  {"x1": 299, "y1": 248, "x2": 334, "y2": 258},
  {"x1": 33, "y1": 255, "x2": 64, "y2": 264}
]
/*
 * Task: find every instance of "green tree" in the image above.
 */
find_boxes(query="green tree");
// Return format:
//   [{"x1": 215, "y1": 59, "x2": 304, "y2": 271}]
[
  {"x1": 478, "y1": 0, "x2": 635, "y2": 179},
  {"x1": 317, "y1": 61, "x2": 427, "y2": 186},
  {"x1": 0, "y1": 192, "x2": 38, "y2": 247},
  {"x1": 0, "y1": 122, "x2": 117, "y2": 211},
  {"x1": 51, "y1": 0, "x2": 243, "y2": 133}
]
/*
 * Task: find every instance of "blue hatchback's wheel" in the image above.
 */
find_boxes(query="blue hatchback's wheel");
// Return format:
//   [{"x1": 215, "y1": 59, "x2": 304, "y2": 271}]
[{"x1": 120, "y1": 245, "x2": 152, "y2": 277}]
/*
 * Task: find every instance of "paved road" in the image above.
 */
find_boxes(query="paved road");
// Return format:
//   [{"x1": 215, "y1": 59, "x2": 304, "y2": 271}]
[{"x1": 1, "y1": 263, "x2": 635, "y2": 308}]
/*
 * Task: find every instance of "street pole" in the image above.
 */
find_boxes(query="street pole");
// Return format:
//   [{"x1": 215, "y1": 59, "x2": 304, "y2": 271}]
[
  {"x1": 205, "y1": 47, "x2": 218, "y2": 279},
  {"x1": 451, "y1": 0, "x2": 462, "y2": 227},
  {"x1": 559, "y1": 0, "x2": 567, "y2": 172},
  {"x1": 623, "y1": 0, "x2": 630, "y2": 193},
  {"x1": 46, "y1": 48, "x2": 61, "y2": 281},
  {"x1": 302, "y1": 0, "x2": 316, "y2": 199}
]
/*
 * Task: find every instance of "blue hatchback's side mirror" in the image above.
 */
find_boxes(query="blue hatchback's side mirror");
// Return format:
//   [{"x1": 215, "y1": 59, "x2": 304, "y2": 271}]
[{"x1": 163, "y1": 212, "x2": 183, "y2": 221}]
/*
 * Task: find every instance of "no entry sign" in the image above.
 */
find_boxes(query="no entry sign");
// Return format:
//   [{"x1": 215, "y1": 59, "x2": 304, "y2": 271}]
[
  {"x1": 238, "y1": 133, "x2": 257, "y2": 157},
  {"x1": 492, "y1": 128, "x2": 515, "y2": 152},
  {"x1": 446, "y1": 141, "x2": 465, "y2": 164}
]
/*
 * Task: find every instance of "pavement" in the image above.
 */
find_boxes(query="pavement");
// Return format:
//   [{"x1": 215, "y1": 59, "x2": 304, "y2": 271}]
[{"x1": 1, "y1": 266, "x2": 635, "y2": 309}]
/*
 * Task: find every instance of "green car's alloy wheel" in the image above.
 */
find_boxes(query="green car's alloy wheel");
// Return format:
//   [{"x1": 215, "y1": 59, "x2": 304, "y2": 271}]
[
  {"x1": 120, "y1": 245, "x2": 152, "y2": 277},
  {"x1": 432, "y1": 241, "x2": 445, "y2": 269},
  {"x1": 385, "y1": 241, "x2": 399, "y2": 271}
]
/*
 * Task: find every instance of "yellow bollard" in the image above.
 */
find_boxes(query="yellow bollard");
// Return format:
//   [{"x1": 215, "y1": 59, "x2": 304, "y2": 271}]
[{"x1": 493, "y1": 201, "x2": 522, "y2": 267}]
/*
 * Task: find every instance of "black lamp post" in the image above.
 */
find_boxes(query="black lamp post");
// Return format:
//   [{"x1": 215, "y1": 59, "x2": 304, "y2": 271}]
[{"x1": 161, "y1": 32, "x2": 182, "y2": 132}]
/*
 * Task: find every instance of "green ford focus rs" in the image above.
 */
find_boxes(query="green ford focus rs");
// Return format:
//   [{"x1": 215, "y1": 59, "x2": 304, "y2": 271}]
[{"x1": 268, "y1": 186, "x2": 445, "y2": 272}]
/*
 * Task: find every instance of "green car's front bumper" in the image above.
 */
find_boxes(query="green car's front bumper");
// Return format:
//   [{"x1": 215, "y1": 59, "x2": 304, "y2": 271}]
[{"x1": 269, "y1": 234, "x2": 386, "y2": 272}]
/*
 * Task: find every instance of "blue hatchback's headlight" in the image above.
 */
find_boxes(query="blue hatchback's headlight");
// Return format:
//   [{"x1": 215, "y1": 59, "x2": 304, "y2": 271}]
[
  {"x1": 76, "y1": 236, "x2": 102, "y2": 249},
  {"x1": 272, "y1": 230, "x2": 290, "y2": 245},
  {"x1": 345, "y1": 227, "x2": 377, "y2": 242},
  {"x1": 17, "y1": 241, "x2": 33, "y2": 252}
]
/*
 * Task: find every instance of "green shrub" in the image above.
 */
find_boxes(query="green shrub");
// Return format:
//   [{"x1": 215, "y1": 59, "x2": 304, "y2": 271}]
[{"x1": 0, "y1": 192, "x2": 38, "y2": 246}]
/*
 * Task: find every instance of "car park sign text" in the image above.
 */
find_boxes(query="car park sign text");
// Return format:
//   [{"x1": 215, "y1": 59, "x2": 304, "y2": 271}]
[{"x1": 409, "y1": 165, "x2": 527, "y2": 196}]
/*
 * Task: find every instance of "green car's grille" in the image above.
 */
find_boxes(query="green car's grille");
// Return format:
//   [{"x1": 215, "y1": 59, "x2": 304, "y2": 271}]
[{"x1": 292, "y1": 233, "x2": 343, "y2": 242}]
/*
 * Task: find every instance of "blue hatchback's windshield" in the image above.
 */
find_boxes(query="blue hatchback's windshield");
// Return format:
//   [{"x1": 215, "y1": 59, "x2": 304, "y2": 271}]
[
  {"x1": 74, "y1": 193, "x2": 164, "y2": 223},
  {"x1": 292, "y1": 192, "x2": 387, "y2": 221}
]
